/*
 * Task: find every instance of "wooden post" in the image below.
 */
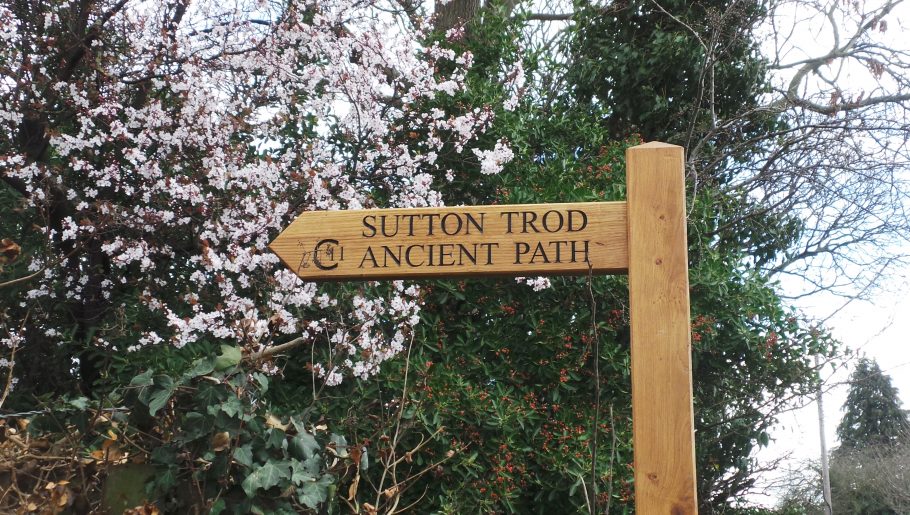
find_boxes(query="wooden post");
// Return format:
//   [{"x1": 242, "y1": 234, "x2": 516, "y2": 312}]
[{"x1": 627, "y1": 142, "x2": 698, "y2": 514}]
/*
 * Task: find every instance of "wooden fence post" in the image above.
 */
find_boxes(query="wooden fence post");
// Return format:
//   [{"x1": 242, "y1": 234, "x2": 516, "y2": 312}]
[{"x1": 627, "y1": 142, "x2": 698, "y2": 514}]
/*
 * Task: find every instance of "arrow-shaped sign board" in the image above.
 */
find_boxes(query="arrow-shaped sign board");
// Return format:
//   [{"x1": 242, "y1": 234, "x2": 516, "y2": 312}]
[{"x1": 269, "y1": 202, "x2": 628, "y2": 281}]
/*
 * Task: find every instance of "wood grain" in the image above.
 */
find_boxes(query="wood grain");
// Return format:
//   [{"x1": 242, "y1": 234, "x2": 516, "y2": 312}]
[
  {"x1": 269, "y1": 202, "x2": 628, "y2": 281},
  {"x1": 627, "y1": 142, "x2": 699, "y2": 514}
]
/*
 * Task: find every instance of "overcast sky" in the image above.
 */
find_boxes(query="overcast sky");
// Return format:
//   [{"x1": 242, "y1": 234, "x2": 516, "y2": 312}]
[{"x1": 750, "y1": 0, "x2": 910, "y2": 503}]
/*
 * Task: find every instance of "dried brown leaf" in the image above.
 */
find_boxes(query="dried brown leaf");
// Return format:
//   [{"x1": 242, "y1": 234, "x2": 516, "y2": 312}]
[
  {"x1": 211, "y1": 431, "x2": 231, "y2": 452},
  {"x1": 347, "y1": 471, "x2": 360, "y2": 501},
  {"x1": 264, "y1": 414, "x2": 288, "y2": 431},
  {"x1": 0, "y1": 238, "x2": 20, "y2": 264}
]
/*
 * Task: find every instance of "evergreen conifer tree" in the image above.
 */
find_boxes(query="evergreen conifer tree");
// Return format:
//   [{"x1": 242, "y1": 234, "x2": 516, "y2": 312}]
[
  {"x1": 831, "y1": 359, "x2": 909, "y2": 514},
  {"x1": 836, "y1": 358, "x2": 909, "y2": 449}
]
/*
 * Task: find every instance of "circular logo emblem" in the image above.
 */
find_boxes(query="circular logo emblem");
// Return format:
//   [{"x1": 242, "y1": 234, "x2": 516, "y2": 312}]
[{"x1": 313, "y1": 239, "x2": 342, "y2": 270}]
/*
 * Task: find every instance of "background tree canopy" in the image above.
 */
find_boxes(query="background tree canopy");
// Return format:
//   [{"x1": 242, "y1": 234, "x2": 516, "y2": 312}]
[
  {"x1": 836, "y1": 358, "x2": 909, "y2": 450},
  {"x1": 1, "y1": 0, "x2": 907, "y2": 513},
  {"x1": 825, "y1": 358, "x2": 910, "y2": 514}
]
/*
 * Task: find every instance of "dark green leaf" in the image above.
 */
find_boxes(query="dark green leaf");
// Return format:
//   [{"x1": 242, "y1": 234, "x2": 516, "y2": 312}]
[
  {"x1": 183, "y1": 357, "x2": 215, "y2": 380},
  {"x1": 215, "y1": 345, "x2": 242, "y2": 370},
  {"x1": 233, "y1": 445, "x2": 253, "y2": 468},
  {"x1": 219, "y1": 395, "x2": 243, "y2": 418},
  {"x1": 130, "y1": 369, "x2": 154, "y2": 388},
  {"x1": 252, "y1": 372, "x2": 269, "y2": 393},
  {"x1": 297, "y1": 474, "x2": 333, "y2": 508},
  {"x1": 147, "y1": 376, "x2": 177, "y2": 416},
  {"x1": 289, "y1": 459, "x2": 315, "y2": 485},
  {"x1": 265, "y1": 428, "x2": 286, "y2": 450},
  {"x1": 241, "y1": 462, "x2": 289, "y2": 497},
  {"x1": 290, "y1": 431, "x2": 320, "y2": 460}
]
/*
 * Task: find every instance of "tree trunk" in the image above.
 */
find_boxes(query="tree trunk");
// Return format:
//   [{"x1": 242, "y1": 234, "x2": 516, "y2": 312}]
[
  {"x1": 816, "y1": 354, "x2": 833, "y2": 514},
  {"x1": 434, "y1": 0, "x2": 481, "y2": 33}
]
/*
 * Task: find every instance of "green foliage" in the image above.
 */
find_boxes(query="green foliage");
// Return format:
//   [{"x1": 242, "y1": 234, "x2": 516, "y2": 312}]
[
  {"x1": 0, "y1": 182, "x2": 83, "y2": 401},
  {"x1": 686, "y1": 187, "x2": 834, "y2": 507},
  {"x1": 301, "y1": 21, "x2": 834, "y2": 511},
  {"x1": 829, "y1": 359, "x2": 910, "y2": 514},
  {"x1": 566, "y1": 0, "x2": 776, "y2": 147},
  {"x1": 556, "y1": 2, "x2": 835, "y2": 509},
  {"x1": 280, "y1": 12, "x2": 642, "y2": 511},
  {"x1": 134, "y1": 354, "x2": 339, "y2": 512},
  {"x1": 3, "y1": 1, "x2": 844, "y2": 513},
  {"x1": 836, "y1": 358, "x2": 909, "y2": 449},
  {"x1": 268, "y1": 4, "x2": 840, "y2": 512},
  {"x1": 27, "y1": 344, "x2": 345, "y2": 513}
]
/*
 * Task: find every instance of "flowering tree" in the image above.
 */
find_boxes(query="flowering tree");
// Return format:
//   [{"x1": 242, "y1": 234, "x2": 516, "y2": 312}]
[{"x1": 0, "y1": 0, "x2": 521, "y2": 395}]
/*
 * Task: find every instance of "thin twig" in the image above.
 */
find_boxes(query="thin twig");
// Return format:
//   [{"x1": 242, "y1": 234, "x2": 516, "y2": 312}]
[
  {"x1": 587, "y1": 264, "x2": 601, "y2": 514},
  {"x1": 375, "y1": 331, "x2": 417, "y2": 510},
  {"x1": 0, "y1": 246, "x2": 81, "y2": 290},
  {"x1": 606, "y1": 404, "x2": 617, "y2": 514},
  {"x1": 247, "y1": 335, "x2": 308, "y2": 361}
]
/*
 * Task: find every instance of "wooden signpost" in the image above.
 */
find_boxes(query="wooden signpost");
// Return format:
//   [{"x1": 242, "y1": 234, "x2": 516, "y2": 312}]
[{"x1": 270, "y1": 142, "x2": 698, "y2": 514}]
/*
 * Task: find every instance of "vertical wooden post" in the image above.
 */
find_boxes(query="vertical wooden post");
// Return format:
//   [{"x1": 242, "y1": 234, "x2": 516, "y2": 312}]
[{"x1": 627, "y1": 142, "x2": 698, "y2": 514}]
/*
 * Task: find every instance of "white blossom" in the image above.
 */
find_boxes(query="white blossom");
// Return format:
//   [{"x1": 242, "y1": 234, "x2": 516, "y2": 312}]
[
  {"x1": 472, "y1": 140, "x2": 515, "y2": 175},
  {"x1": 515, "y1": 276, "x2": 553, "y2": 291}
]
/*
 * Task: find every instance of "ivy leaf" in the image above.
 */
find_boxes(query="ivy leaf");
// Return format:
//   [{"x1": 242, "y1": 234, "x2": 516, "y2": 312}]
[
  {"x1": 290, "y1": 431, "x2": 320, "y2": 460},
  {"x1": 156, "y1": 466, "x2": 178, "y2": 491},
  {"x1": 68, "y1": 397, "x2": 89, "y2": 410},
  {"x1": 265, "y1": 428, "x2": 286, "y2": 450},
  {"x1": 215, "y1": 345, "x2": 242, "y2": 371},
  {"x1": 297, "y1": 474, "x2": 334, "y2": 508},
  {"x1": 219, "y1": 395, "x2": 243, "y2": 418},
  {"x1": 150, "y1": 446, "x2": 177, "y2": 465},
  {"x1": 289, "y1": 460, "x2": 315, "y2": 485},
  {"x1": 241, "y1": 462, "x2": 289, "y2": 497},
  {"x1": 209, "y1": 498, "x2": 225, "y2": 515},
  {"x1": 252, "y1": 372, "x2": 269, "y2": 393},
  {"x1": 147, "y1": 389, "x2": 172, "y2": 416},
  {"x1": 196, "y1": 382, "x2": 225, "y2": 408},
  {"x1": 130, "y1": 369, "x2": 154, "y2": 388},
  {"x1": 147, "y1": 376, "x2": 176, "y2": 416},
  {"x1": 233, "y1": 445, "x2": 253, "y2": 468},
  {"x1": 182, "y1": 357, "x2": 215, "y2": 380},
  {"x1": 301, "y1": 454, "x2": 322, "y2": 477}
]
